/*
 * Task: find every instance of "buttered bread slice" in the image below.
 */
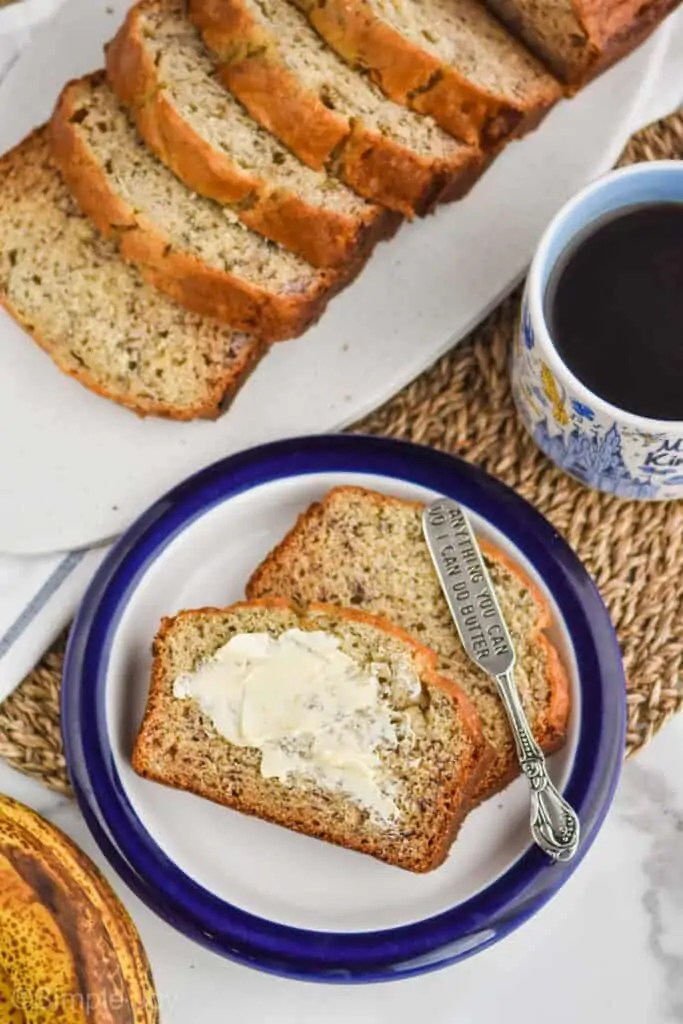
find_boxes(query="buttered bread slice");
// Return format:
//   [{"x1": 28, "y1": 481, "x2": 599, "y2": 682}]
[
  {"x1": 106, "y1": 0, "x2": 399, "y2": 268},
  {"x1": 190, "y1": 0, "x2": 483, "y2": 217},
  {"x1": 50, "y1": 74, "x2": 344, "y2": 341},
  {"x1": 133, "y1": 599, "x2": 489, "y2": 872},
  {"x1": 0, "y1": 130, "x2": 265, "y2": 420},
  {"x1": 247, "y1": 487, "x2": 571, "y2": 803}
]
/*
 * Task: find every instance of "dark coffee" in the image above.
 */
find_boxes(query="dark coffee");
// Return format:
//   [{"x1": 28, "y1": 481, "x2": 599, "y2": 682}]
[{"x1": 545, "y1": 203, "x2": 683, "y2": 420}]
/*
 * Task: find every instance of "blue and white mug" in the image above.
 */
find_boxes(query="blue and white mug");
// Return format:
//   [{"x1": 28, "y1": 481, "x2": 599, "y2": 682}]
[{"x1": 511, "y1": 161, "x2": 683, "y2": 501}]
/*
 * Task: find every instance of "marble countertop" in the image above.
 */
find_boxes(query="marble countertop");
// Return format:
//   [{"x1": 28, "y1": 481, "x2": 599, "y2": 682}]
[{"x1": 0, "y1": 717, "x2": 681, "y2": 1023}]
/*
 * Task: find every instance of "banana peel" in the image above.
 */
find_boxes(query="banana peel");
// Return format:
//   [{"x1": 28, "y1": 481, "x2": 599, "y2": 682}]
[
  {"x1": 0, "y1": 964, "x2": 26, "y2": 1024},
  {"x1": 0, "y1": 796, "x2": 158, "y2": 1023}
]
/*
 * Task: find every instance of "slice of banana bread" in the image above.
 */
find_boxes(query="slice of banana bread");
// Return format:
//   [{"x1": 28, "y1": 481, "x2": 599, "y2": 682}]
[
  {"x1": 289, "y1": 0, "x2": 563, "y2": 147},
  {"x1": 106, "y1": 0, "x2": 399, "y2": 268},
  {"x1": 189, "y1": 0, "x2": 484, "y2": 217},
  {"x1": 481, "y1": 0, "x2": 682, "y2": 88},
  {"x1": 0, "y1": 129, "x2": 265, "y2": 420},
  {"x1": 247, "y1": 487, "x2": 571, "y2": 803},
  {"x1": 133, "y1": 598, "x2": 490, "y2": 871},
  {"x1": 50, "y1": 73, "x2": 346, "y2": 341}
]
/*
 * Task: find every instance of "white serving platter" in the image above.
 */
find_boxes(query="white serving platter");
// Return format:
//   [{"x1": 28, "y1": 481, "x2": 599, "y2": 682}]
[
  {"x1": 0, "y1": 0, "x2": 62, "y2": 34},
  {"x1": 0, "y1": 0, "x2": 674, "y2": 554}
]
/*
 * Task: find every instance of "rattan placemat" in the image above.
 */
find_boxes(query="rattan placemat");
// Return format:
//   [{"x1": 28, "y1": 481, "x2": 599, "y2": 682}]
[{"x1": 1, "y1": 112, "x2": 682, "y2": 796}]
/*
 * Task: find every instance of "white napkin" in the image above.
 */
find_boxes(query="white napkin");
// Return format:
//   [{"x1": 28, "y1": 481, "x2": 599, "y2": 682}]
[
  {"x1": 0, "y1": 10, "x2": 681, "y2": 705},
  {"x1": 0, "y1": 548, "x2": 108, "y2": 703}
]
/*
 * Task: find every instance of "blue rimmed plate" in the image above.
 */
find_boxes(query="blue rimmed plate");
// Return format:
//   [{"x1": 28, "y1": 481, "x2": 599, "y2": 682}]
[{"x1": 62, "y1": 435, "x2": 625, "y2": 982}]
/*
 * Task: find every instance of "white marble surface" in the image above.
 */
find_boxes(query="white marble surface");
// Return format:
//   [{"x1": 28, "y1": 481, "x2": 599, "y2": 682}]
[{"x1": 0, "y1": 717, "x2": 681, "y2": 1023}]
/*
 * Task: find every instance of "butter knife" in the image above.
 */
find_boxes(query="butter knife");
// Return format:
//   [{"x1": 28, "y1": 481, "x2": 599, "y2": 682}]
[{"x1": 422, "y1": 497, "x2": 580, "y2": 863}]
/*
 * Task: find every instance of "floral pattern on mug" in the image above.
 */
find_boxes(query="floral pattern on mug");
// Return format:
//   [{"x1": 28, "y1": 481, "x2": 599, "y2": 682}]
[
  {"x1": 539, "y1": 363, "x2": 569, "y2": 427},
  {"x1": 570, "y1": 400, "x2": 595, "y2": 421},
  {"x1": 512, "y1": 293, "x2": 683, "y2": 500},
  {"x1": 522, "y1": 302, "x2": 535, "y2": 350}
]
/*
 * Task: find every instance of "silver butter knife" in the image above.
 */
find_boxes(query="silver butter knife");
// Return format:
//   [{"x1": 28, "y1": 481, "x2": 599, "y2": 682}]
[{"x1": 422, "y1": 498, "x2": 580, "y2": 863}]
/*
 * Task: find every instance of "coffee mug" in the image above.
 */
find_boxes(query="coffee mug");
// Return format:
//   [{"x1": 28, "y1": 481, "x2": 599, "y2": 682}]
[{"x1": 511, "y1": 161, "x2": 683, "y2": 501}]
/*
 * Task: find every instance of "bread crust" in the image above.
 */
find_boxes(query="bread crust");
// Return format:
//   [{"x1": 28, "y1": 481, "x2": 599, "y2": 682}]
[
  {"x1": 0, "y1": 281, "x2": 266, "y2": 420},
  {"x1": 106, "y1": 1, "x2": 399, "y2": 268},
  {"x1": 0, "y1": 129, "x2": 268, "y2": 420},
  {"x1": 569, "y1": 0, "x2": 682, "y2": 89},
  {"x1": 484, "y1": 0, "x2": 680, "y2": 89},
  {"x1": 246, "y1": 486, "x2": 571, "y2": 803},
  {"x1": 289, "y1": 0, "x2": 562, "y2": 147},
  {"x1": 189, "y1": 0, "x2": 484, "y2": 217},
  {"x1": 133, "y1": 597, "x2": 491, "y2": 872},
  {"x1": 49, "y1": 74, "x2": 345, "y2": 342}
]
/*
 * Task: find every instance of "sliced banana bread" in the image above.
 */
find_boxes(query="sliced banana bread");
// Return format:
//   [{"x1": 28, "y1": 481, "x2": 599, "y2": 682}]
[
  {"x1": 133, "y1": 598, "x2": 489, "y2": 872},
  {"x1": 189, "y1": 0, "x2": 484, "y2": 217},
  {"x1": 289, "y1": 0, "x2": 563, "y2": 146},
  {"x1": 0, "y1": 129, "x2": 265, "y2": 420},
  {"x1": 106, "y1": 0, "x2": 399, "y2": 268},
  {"x1": 50, "y1": 73, "x2": 345, "y2": 341},
  {"x1": 481, "y1": 0, "x2": 682, "y2": 88},
  {"x1": 247, "y1": 487, "x2": 571, "y2": 803}
]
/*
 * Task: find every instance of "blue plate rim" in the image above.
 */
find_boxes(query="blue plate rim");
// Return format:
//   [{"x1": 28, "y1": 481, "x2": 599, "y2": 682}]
[{"x1": 62, "y1": 433, "x2": 626, "y2": 983}]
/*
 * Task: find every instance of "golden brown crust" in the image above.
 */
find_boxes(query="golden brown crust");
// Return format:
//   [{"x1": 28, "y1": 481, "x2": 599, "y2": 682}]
[
  {"x1": 578, "y1": 0, "x2": 650, "y2": 45},
  {"x1": 340, "y1": 121, "x2": 485, "y2": 215},
  {"x1": 220, "y1": 57, "x2": 349, "y2": 172},
  {"x1": 106, "y1": 3, "x2": 399, "y2": 268},
  {"x1": 534, "y1": 632, "x2": 572, "y2": 746},
  {"x1": 489, "y1": 0, "x2": 681, "y2": 88},
  {"x1": 568, "y1": 0, "x2": 682, "y2": 89},
  {"x1": 0, "y1": 128, "x2": 268, "y2": 420},
  {"x1": 49, "y1": 74, "x2": 341, "y2": 342},
  {"x1": 189, "y1": 0, "x2": 483, "y2": 217},
  {"x1": 133, "y1": 597, "x2": 490, "y2": 872},
  {"x1": 191, "y1": 0, "x2": 348, "y2": 171},
  {"x1": 293, "y1": 0, "x2": 562, "y2": 147}
]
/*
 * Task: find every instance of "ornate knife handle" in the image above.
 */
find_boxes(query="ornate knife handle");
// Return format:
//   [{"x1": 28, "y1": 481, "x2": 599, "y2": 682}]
[
  {"x1": 422, "y1": 498, "x2": 580, "y2": 863},
  {"x1": 496, "y1": 669, "x2": 580, "y2": 862}
]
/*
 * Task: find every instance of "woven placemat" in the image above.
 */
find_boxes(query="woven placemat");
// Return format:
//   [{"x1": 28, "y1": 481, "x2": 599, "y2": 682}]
[{"x1": 1, "y1": 111, "x2": 682, "y2": 796}]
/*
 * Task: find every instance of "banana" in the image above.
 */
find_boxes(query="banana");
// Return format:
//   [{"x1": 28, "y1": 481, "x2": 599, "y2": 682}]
[
  {"x1": 0, "y1": 963, "x2": 27, "y2": 1024},
  {"x1": 0, "y1": 797, "x2": 158, "y2": 1024},
  {"x1": 0, "y1": 852, "x2": 85, "y2": 1024}
]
